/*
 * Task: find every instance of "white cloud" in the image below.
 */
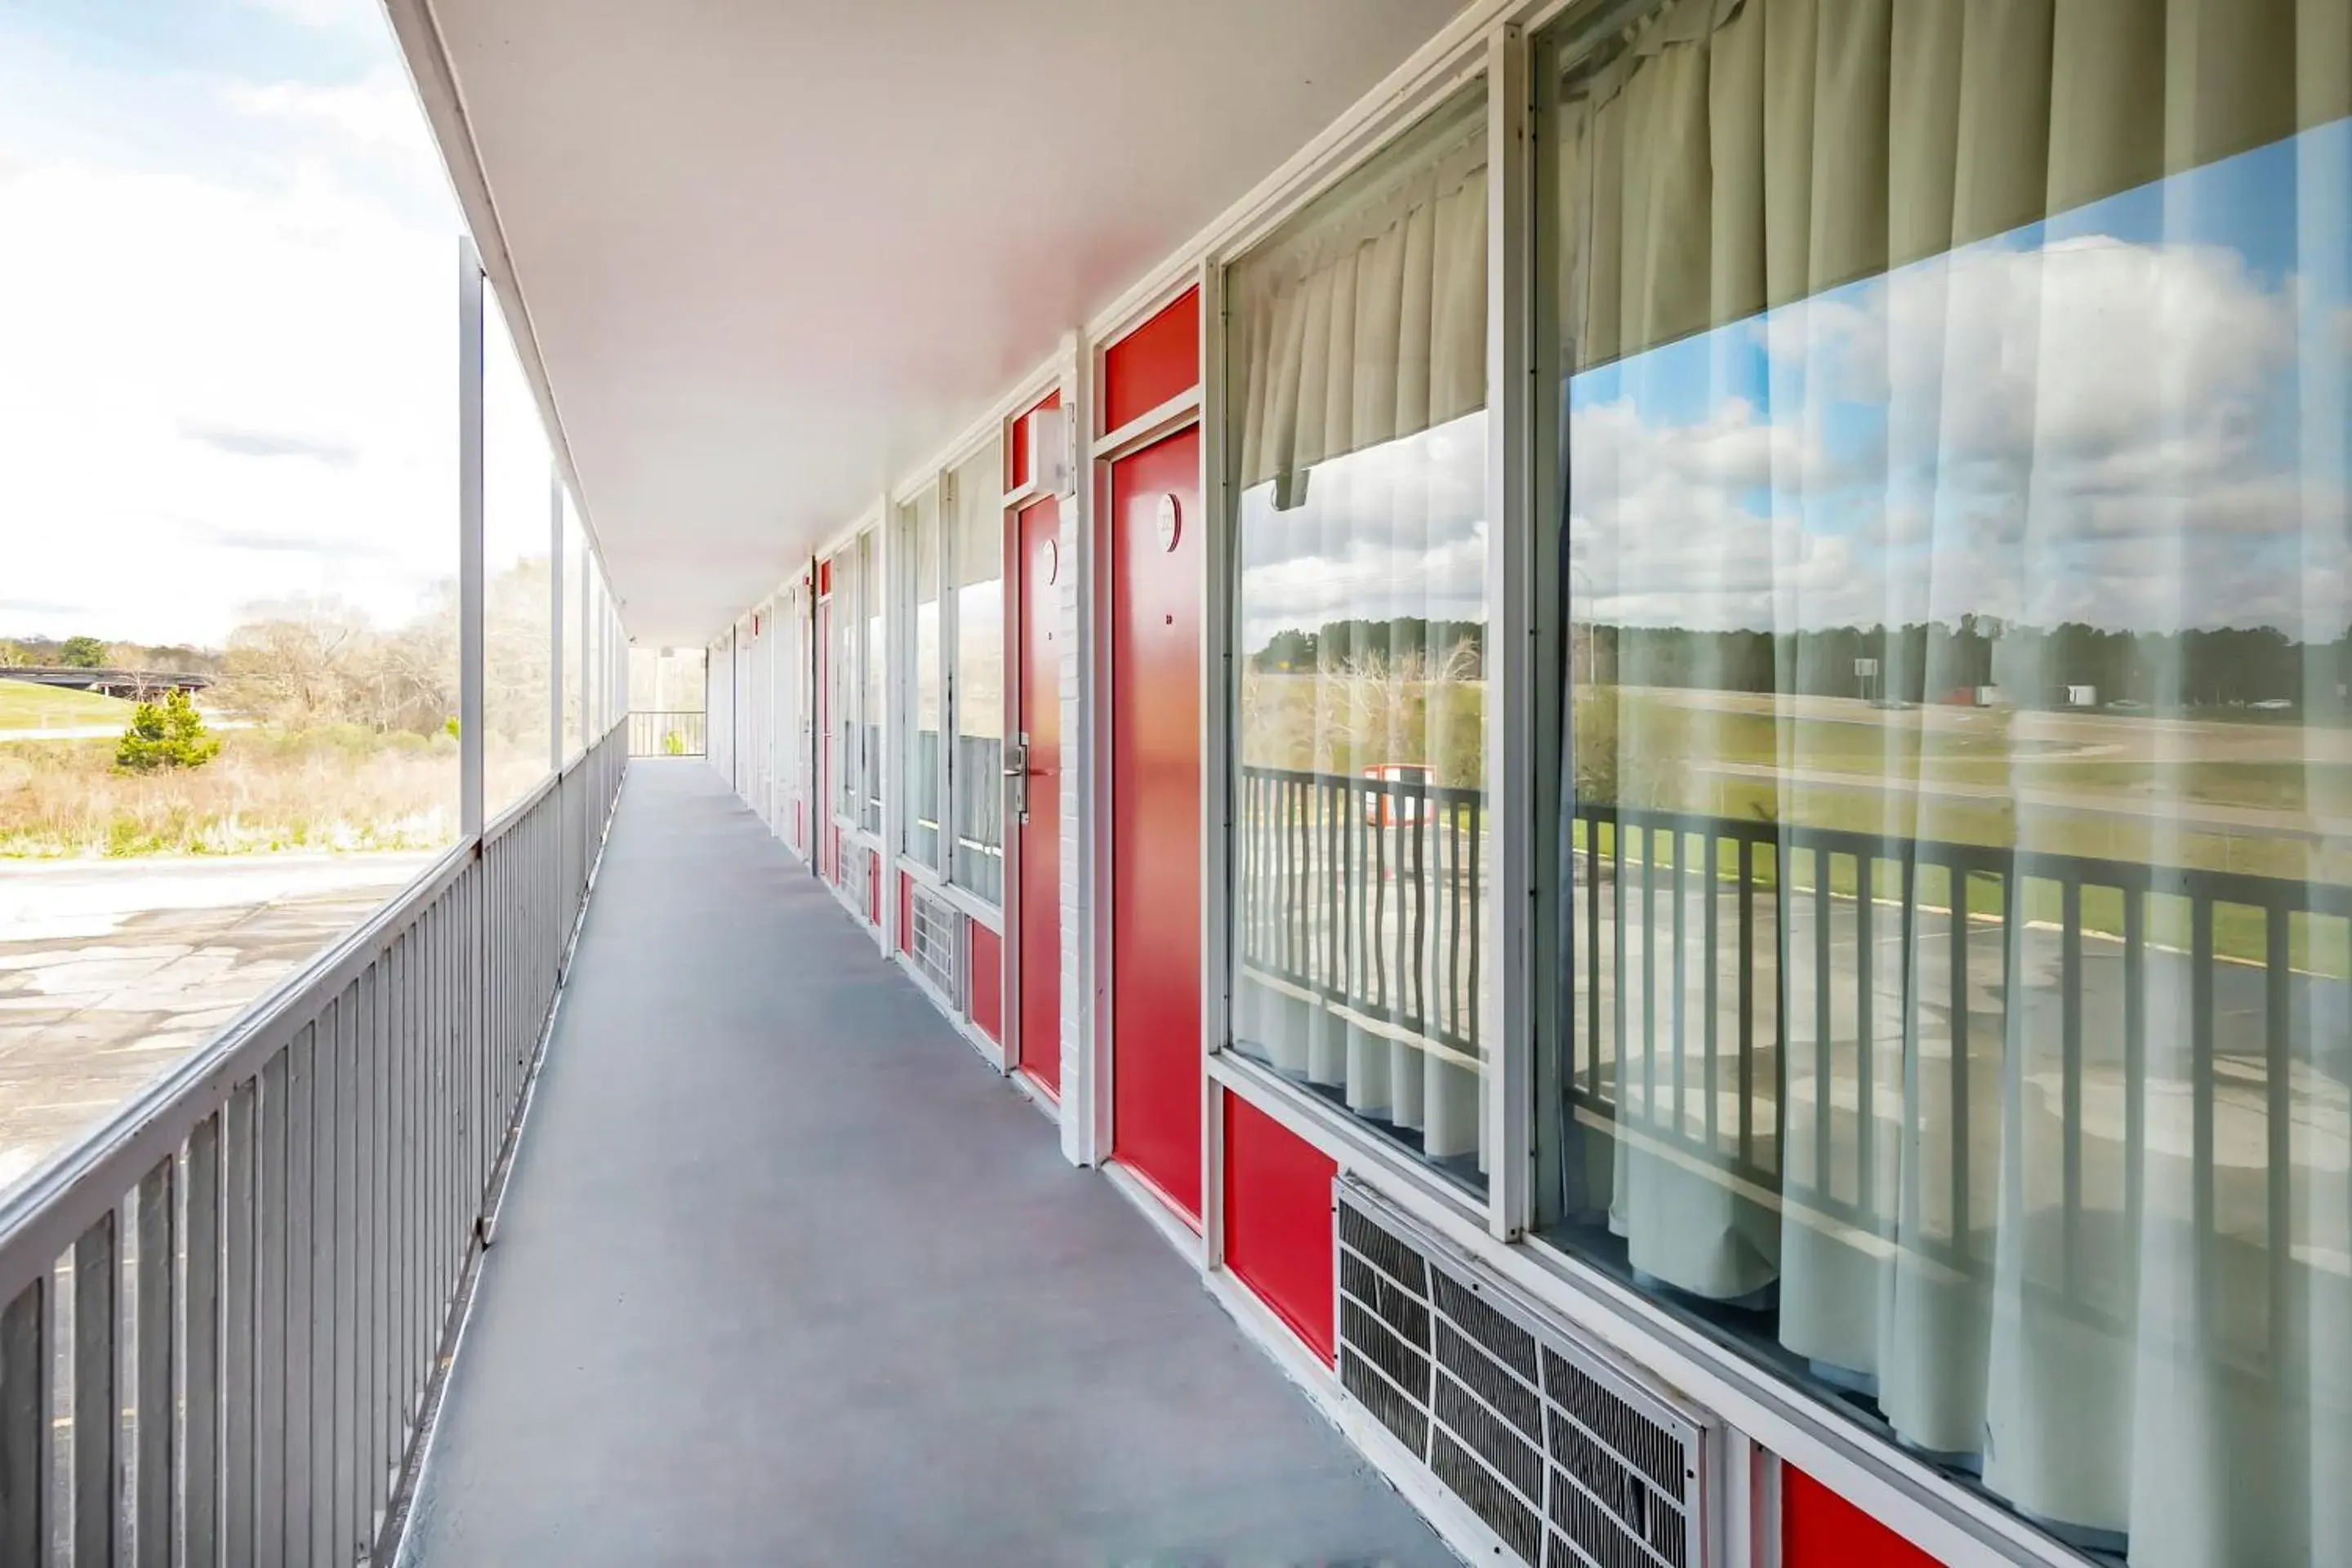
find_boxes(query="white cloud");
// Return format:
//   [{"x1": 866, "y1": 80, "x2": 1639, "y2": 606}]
[
  {"x1": 1570, "y1": 230, "x2": 2350, "y2": 640},
  {"x1": 1236, "y1": 412, "x2": 1490, "y2": 650}
]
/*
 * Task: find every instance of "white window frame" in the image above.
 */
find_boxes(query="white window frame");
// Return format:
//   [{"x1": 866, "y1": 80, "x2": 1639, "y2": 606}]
[
  {"x1": 893, "y1": 483, "x2": 950, "y2": 880},
  {"x1": 939, "y1": 434, "x2": 1008, "y2": 920}
]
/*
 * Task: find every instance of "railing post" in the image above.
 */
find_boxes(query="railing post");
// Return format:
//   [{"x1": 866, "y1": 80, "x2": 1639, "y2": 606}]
[{"x1": 458, "y1": 238, "x2": 486, "y2": 839}]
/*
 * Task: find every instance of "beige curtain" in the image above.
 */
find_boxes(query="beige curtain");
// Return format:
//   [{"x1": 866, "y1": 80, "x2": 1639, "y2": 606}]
[
  {"x1": 1560, "y1": 0, "x2": 2340, "y2": 374},
  {"x1": 1561, "y1": 2, "x2": 2352, "y2": 1562},
  {"x1": 1235, "y1": 101, "x2": 1487, "y2": 495}
]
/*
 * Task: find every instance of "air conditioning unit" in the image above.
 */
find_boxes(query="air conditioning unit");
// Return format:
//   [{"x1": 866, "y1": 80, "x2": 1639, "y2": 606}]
[
  {"x1": 910, "y1": 884, "x2": 960, "y2": 999},
  {"x1": 1334, "y1": 1180, "x2": 1722, "y2": 1568}
]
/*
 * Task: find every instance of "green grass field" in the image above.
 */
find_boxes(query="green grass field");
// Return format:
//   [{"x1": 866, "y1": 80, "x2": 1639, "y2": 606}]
[{"x1": 0, "y1": 678, "x2": 135, "y2": 730}]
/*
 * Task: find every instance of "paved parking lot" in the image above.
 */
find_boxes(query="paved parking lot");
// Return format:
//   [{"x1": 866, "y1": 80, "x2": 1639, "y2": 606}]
[{"x1": 0, "y1": 853, "x2": 434, "y2": 1193}]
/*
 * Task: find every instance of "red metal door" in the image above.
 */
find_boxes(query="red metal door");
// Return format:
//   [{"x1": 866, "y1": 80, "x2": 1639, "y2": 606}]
[
  {"x1": 1109, "y1": 425, "x2": 1202, "y2": 1223},
  {"x1": 1016, "y1": 496, "x2": 1062, "y2": 1099}
]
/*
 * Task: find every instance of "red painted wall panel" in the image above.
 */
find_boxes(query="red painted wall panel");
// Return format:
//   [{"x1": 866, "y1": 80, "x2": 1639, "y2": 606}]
[
  {"x1": 968, "y1": 919, "x2": 1003, "y2": 1042},
  {"x1": 1016, "y1": 495, "x2": 1062, "y2": 1099},
  {"x1": 1223, "y1": 1093, "x2": 1338, "y2": 1364},
  {"x1": 1784, "y1": 1466, "x2": 1943, "y2": 1568},
  {"x1": 1009, "y1": 390, "x2": 1060, "y2": 492},
  {"x1": 1102, "y1": 287, "x2": 1199, "y2": 433},
  {"x1": 899, "y1": 872, "x2": 915, "y2": 956},
  {"x1": 1108, "y1": 425, "x2": 1202, "y2": 1222}
]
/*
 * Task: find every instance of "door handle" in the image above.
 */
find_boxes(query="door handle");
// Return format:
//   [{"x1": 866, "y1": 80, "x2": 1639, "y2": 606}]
[{"x1": 1004, "y1": 739, "x2": 1029, "y2": 821}]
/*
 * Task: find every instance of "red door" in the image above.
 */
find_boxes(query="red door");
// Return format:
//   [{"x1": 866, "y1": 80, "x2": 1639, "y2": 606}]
[
  {"x1": 1016, "y1": 496, "x2": 1062, "y2": 1099},
  {"x1": 1109, "y1": 425, "x2": 1202, "y2": 1223}
]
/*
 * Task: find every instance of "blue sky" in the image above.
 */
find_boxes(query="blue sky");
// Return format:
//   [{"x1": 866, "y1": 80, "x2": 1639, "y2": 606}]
[{"x1": 1568, "y1": 118, "x2": 2352, "y2": 639}]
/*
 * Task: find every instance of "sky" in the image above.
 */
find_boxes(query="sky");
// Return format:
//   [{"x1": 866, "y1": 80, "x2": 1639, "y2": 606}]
[
  {"x1": 1567, "y1": 118, "x2": 2352, "y2": 642},
  {"x1": 1232, "y1": 114, "x2": 2352, "y2": 658},
  {"x1": 0, "y1": 0, "x2": 557, "y2": 649}
]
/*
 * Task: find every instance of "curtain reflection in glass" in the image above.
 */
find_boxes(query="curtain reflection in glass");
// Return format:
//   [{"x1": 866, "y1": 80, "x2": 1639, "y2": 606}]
[{"x1": 1545, "y1": 3, "x2": 2350, "y2": 1561}]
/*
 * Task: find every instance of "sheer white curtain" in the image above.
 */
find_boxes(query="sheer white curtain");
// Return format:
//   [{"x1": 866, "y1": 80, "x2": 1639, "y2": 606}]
[
  {"x1": 1228, "y1": 90, "x2": 1494, "y2": 1177},
  {"x1": 1558, "y1": 2, "x2": 2350, "y2": 1561}
]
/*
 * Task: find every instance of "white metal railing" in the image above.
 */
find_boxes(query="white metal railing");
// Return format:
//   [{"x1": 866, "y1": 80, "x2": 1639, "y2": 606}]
[{"x1": 0, "y1": 727, "x2": 626, "y2": 1566}]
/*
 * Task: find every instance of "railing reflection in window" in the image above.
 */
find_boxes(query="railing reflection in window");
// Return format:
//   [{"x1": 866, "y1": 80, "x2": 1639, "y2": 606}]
[
  {"x1": 1232, "y1": 764, "x2": 1486, "y2": 1187},
  {"x1": 1556, "y1": 799, "x2": 2352, "y2": 1546},
  {"x1": 952, "y1": 733, "x2": 1003, "y2": 905}
]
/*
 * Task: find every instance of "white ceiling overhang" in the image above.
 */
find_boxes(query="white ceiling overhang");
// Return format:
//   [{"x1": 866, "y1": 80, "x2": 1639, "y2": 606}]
[{"x1": 385, "y1": 0, "x2": 1465, "y2": 646}]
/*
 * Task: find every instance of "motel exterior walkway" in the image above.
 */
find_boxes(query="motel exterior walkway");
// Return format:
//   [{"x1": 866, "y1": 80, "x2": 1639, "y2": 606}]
[{"x1": 398, "y1": 760, "x2": 1453, "y2": 1566}]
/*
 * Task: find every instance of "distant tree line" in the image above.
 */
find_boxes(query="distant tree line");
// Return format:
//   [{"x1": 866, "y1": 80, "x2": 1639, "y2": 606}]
[
  {"x1": 1246, "y1": 615, "x2": 2349, "y2": 715},
  {"x1": 0, "y1": 635, "x2": 225, "y2": 675},
  {"x1": 1573, "y1": 619, "x2": 2347, "y2": 713},
  {"x1": 3, "y1": 559, "x2": 555, "y2": 742},
  {"x1": 1252, "y1": 617, "x2": 1486, "y2": 675}
]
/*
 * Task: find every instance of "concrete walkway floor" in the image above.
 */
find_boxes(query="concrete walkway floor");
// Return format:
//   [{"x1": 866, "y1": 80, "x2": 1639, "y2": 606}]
[{"x1": 402, "y1": 760, "x2": 1453, "y2": 1566}]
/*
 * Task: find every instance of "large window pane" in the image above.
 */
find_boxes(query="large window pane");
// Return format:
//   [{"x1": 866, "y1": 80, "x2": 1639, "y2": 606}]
[
  {"x1": 861, "y1": 528, "x2": 882, "y2": 835},
  {"x1": 483, "y1": 292, "x2": 554, "y2": 811},
  {"x1": 584, "y1": 555, "x2": 608, "y2": 739},
  {"x1": 831, "y1": 545, "x2": 859, "y2": 825},
  {"x1": 1224, "y1": 86, "x2": 1492, "y2": 1192},
  {"x1": 561, "y1": 497, "x2": 586, "y2": 764},
  {"x1": 1537, "y1": 6, "x2": 2351, "y2": 1561},
  {"x1": 950, "y1": 442, "x2": 1004, "y2": 903},
  {"x1": 0, "y1": 0, "x2": 461, "y2": 1192},
  {"x1": 903, "y1": 487, "x2": 945, "y2": 870}
]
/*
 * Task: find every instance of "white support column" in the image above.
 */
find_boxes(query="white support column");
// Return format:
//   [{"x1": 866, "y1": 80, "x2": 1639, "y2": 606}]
[
  {"x1": 1196, "y1": 261, "x2": 1229, "y2": 1263},
  {"x1": 1056, "y1": 328, "x2": 1097, "y2": 1170},
  {"x1": 876, "y1": 490, "x2": 898, "y2": 956},
  {"x1": 457, "y1": 239, "x2": 485, "y2": 838},
  {"x1": 1484, "y1": 19, "x2": 1536, "y2": 1242},
  {"x1": 548, "y1": 469, "x2": 565, "y2": 774}
]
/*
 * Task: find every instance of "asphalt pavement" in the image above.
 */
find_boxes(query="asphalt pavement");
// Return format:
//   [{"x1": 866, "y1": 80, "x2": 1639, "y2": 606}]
[{"x1": 0, "y1": 852, "x2": 434, "y2": 1192}]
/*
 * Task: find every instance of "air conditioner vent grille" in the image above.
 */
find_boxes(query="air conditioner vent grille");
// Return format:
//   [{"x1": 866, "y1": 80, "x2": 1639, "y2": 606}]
[
  {"x1": 1343, "y1": 1348, "x2": 1430, "y2": 1458},
  {"x1": 910, "y1": 885, "x2": 960, "y2": 997},
  {"x1": 1341, "y1": 1300, "x2": 1429, "y2": 1404},
  {"x1": 1433, "y1": 1428, "x2": 1546, "y2": 1566},
  {"x1": 1334, "y1": 1181, "x2": 1714, "y2": 1568},
  {"x1": 1436, "y1": 1371, "x2": 1546, "y2": 1508},
  {"x1": 1543, "y1": 1347, "x2": 1690, "y2": 1501},
  {"x1": 1432, "y1": 1271, "x2": 1539, "y2": 1382},
  {"x1": 1341, "y1": 1253, "x2": 1431, "y2": 1346},
  {"x1": 1339, "y1": 1200, "x2": 1428, "y2": 1294},
  {"x1": 1436, "y1": 1318, "x2": 1542, "y2": 1441}
]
